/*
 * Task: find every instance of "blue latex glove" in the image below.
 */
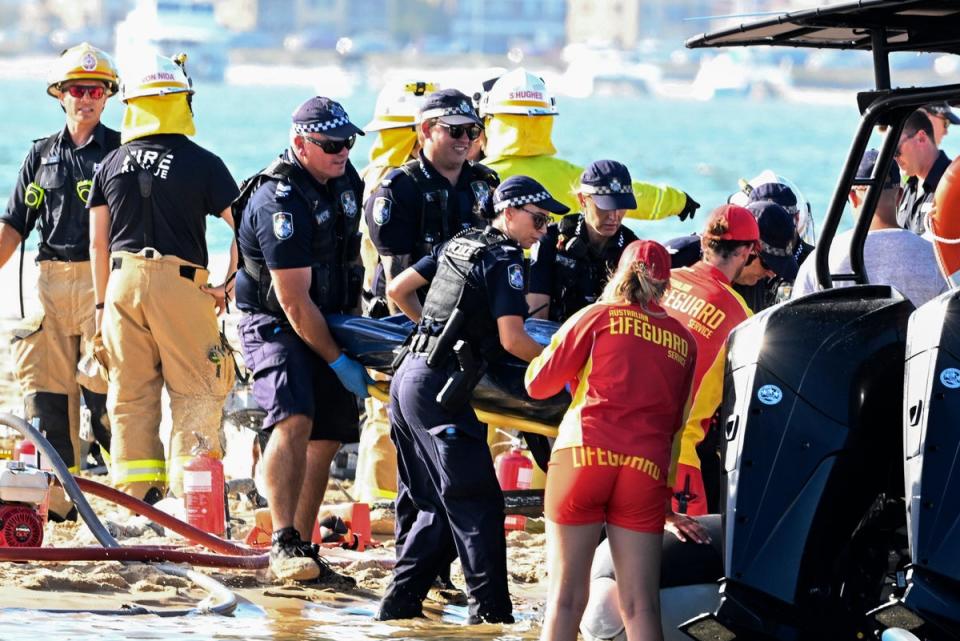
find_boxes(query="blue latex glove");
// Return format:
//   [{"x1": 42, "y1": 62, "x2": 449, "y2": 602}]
[{"x1": 329, "y1": 353, "x2": 374, "y2": 399}]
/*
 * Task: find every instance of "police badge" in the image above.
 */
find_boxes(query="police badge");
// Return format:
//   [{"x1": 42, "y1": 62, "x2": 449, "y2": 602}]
[
  {"x1": 609, "y1": 177, "x2": 621, "y2": 193},
  {"x1": 471, "y1": 181, "x2": 490, "y2": 209},
  {"x1": 508, "y1": 263, "x2": 524, "y2": 290},
  {"x1": 341, "y1": 190, "x2": 358, "y2": 218},
  {"x1": 273, "y1": 212, "x2": 294, "y2": 240},
  {"x1": 316, "y1": 209, "x2": 331, "y2": 225},
  {"x1": 373, "y1": 197, "x2": 391, "y2": 226}
]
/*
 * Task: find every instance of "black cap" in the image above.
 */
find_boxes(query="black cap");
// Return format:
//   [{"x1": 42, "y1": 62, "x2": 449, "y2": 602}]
[
  {"x1": 579, "y1": 160, "x2": 637, "y2": 210},
  {"x1": 748, "y1": 182, "x2": 797, "y2": 213},
  {"x1": 924, "y1": 101, "x2": 960, "y2": 124},
  {"x1": 419, "y1": 88, "x2": 482, "y2": 126},
  {"x1": 292, "y1": 96, "x2": 364, "y2": 139},
  {"x1": 493, "y1": 175, "x2": 569, "y2": 215},
  {"x1": 746, "y1": 200, "x2": 799, "y2": 281},
  {"x1": 857, "y1": 149, "x2": 900, "y2": 188}
]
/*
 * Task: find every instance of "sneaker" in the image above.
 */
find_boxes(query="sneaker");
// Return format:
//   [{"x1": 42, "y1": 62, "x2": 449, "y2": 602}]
[
  {"x1": 297, "y1": 540, "x2": 357, "y2": 589},
  {"x1": 271, "y1": 544, "x2": 321, "y2": 583},
  {"x1": 270, "y1": 529, "x2": 321, "y2": 583}
]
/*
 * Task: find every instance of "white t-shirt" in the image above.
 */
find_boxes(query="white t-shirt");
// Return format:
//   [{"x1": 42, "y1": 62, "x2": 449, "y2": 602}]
[{"x1": 792, "y1": 228, "x2": 948, "y2": 307}]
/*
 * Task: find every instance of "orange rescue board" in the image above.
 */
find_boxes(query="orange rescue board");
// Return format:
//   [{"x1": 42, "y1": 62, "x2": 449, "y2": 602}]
[{"x1": 931, "y1": 156, "x2": 960, "y2": 288}]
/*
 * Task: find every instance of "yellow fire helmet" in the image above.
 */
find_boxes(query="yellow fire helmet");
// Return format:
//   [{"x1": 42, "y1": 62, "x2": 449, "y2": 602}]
[
  {"x1": 120, "y1": 52, "x2": 194, "y2": 103},
  {"x1": 46, "y1": 42, "x2": 120, "y2": 98},
  {"x1": 479, "y1": 68, "x2": 558, "y2": 118},
  {"x1": 364, "y1": 80, "x2": 440, "y2": 132}
]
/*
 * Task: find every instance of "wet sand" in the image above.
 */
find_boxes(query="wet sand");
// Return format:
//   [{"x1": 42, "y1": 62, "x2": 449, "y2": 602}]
[{"x1": 0, "y1": 252, "x2": 548, "y2": 639}]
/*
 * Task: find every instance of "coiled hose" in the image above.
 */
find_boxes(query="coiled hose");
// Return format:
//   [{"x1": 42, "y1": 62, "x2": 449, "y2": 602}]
[{"x1": 0, "y1": 412, "x2": 239, "y2": 616}]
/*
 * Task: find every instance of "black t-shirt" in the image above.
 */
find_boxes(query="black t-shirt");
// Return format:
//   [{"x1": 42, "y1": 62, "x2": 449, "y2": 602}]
[
  {"x1": 88, "y1": 134, "x2": 238, "y2": 267},
  {"x1": 1, "y1": 123, "x2": 120, "y2": 261}
]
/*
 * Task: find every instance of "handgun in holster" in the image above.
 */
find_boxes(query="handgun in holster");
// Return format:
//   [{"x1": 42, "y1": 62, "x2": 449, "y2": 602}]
[{"x1": 436, "y1": 339, "x2": 484, "y2": 412}]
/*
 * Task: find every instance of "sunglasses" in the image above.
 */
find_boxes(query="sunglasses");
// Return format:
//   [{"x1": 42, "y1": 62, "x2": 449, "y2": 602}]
[
  {"x1": 520, "y1": 207, "x2": 550, "y2": 230},
  {"x1": 746, "y1": 251, "x2": 770, "y2": 270},
  {"x1": 436, "y1": 122, "x2": 483, "y2": 141},
  {"x1": 303, "y1": 134, "x2": 356, "y2": 154},
  {"x1": 66, "y1": 85, "x2": 106, "y2": 100},
  {"x1": 894, "y1": 131, "x2": 919, "y2": 158}
]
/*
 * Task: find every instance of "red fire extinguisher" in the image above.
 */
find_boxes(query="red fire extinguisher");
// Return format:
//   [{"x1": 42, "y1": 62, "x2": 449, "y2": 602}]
[
  {"x1": 183, "y1": 434, "x2": 226, "y2": 537},
  {"x1": 494, "y1": 432, "x2": 534, "y2": 531}
]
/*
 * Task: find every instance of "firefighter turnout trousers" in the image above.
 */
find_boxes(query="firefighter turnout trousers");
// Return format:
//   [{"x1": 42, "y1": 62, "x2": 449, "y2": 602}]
[
  {"x1": 101, "y1": 251, "x2": 233, "y2": 499},
  {"x1": 10, "y1": 260, "x2": 110, "y2": 517}
]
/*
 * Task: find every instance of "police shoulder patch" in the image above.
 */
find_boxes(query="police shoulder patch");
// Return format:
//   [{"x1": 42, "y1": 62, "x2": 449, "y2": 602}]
[
  {"x1": 275, "y1": 182, "x2": 292, "y2": 200},
  {"x1": 341, "y1": 190, "x2": 358, "y2": 217},
  {"x1": 373, "y1": 197, "x2": 392, "y2": 226},
  {"x1": 273, "y1": 211, "x2": 294, "y2": 240},
  {"x1": 508, "y1": 263, "x2": 524, "y2": 290}
]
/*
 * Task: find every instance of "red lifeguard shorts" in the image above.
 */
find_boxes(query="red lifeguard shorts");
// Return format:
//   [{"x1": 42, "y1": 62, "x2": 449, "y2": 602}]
[{"x1": 544, "y1": 445, "x2": 668, "y2": 533}]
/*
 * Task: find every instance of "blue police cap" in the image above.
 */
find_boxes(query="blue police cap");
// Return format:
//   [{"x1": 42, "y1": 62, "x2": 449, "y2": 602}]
[
  {"x1": 493, "y1": 175, "x2": 569, "y2": 215},
  {"x1": 419, "y1": 88, "x2": 482, "y2": 126},
  {"x1": 291, "y1": 96, "x2": 364, "y2": 139},
  {"x1": 746, "y1": 200, "x2": 800, "y2": 281},
  {"x1": 579, "y1": 160, "x2": 637, "y2": 210},
  {"x1": 857, "y1": 149, "x2": 900, "y2": 188},
  {"x1": 748, "y1": 182, "x2": 798, "y2": 212}
]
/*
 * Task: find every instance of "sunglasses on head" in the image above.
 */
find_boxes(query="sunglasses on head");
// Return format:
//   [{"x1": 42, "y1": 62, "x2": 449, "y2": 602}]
[
  {"x1": 520, "y1": 207, "x2": 550, "y2": 230},
  {"x1": 436, "y1": 121, "x2": 483, "y2": 141},
  {"x1": 303, "y1": 134, "x2": 356, "y2": 154},
  {"x1": 66, "y1": 85, "x2": 105, "y2": 100}
]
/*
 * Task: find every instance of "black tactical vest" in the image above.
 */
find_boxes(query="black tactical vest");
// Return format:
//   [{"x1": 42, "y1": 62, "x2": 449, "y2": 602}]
[
  {"x1": 549, "y1": 213, "x2": 636, "y2": 322},
  {"x1": 387, "y1": 157, "x2": 499, "y2": 260},
  {"x1": 420, "y1": 226, "x2": 512, "y2": 361},
  {"x1": 233, "y1": 156, "x2": 363, "y2": 315}
]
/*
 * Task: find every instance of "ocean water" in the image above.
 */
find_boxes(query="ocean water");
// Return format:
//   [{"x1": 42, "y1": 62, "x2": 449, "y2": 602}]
[{"x1": 6, "y1": 77, "x2": 955, "y2": 255}]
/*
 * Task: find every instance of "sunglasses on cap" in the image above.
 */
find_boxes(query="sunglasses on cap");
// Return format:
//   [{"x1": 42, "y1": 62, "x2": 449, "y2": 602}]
[
  {"x1": 66, "y1": 85, "x2": 106, "y2": 100},
  {"x1": 436, "y1": 121, "x2": 483, "y2": 141},
  {"x1": 303, "y1": 134, "x2": 356, "y2": 154},
  {"x1": 520, "y1": 206, "x2": 550, "y2": 230}
]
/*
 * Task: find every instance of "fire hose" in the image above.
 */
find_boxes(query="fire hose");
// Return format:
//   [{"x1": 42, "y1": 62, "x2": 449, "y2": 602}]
[{"x1": 0, "y1": 412, "x2": 240, "y2": 616}]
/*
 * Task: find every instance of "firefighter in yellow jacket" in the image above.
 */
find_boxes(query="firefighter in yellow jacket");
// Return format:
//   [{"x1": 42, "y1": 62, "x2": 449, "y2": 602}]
[
  {"x1": 479, "y1": 68, "x2": 699, "y2": 221},
  {"x1": 88, "y1": 53, "x2": 238, "y2": 502},
  {"x1": 0, "y1": 44, "x2": 120, "y2": 519}
]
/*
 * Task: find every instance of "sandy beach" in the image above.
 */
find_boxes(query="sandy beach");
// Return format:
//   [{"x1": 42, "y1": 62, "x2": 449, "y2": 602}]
[{"x1": 0, "y1": 250, "x2": 548, "y2": 637}]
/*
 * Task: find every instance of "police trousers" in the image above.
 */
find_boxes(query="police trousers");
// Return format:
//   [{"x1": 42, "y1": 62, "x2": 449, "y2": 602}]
[
  {"x1": 10, "y1": 260, "x2": 110, "y2": 516},
  {"x1": 101, "y1": 251, "x2": 234, "y2": 499},
  {"x1": 384, "y1": 354, "x2": 511, "y2": 619}
]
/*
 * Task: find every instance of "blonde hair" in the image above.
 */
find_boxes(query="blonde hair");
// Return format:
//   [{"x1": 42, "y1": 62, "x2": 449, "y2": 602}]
[{"x1": 600, "y1": 260, "x2": 669, "y2": 306}]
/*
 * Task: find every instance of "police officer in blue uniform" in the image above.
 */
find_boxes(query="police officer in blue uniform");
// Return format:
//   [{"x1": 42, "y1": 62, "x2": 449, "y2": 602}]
[
  {"x1": 233, "y1": 96, "x2": 369, "y2": 584},
  {"x1": 376, "y1": 175, "x2": 568, "y2": 623},
  {"x1": 527, "y1": 160, "x2": 639, "y2": 323},
  {"x1": 364, "y1": 88, "x2": 499, "y2": 315}
]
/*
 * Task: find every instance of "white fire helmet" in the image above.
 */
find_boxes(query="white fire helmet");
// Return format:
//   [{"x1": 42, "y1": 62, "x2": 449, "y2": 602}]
[
  {"x1": 479, "y1": 68, "x2": 558, "y2": 118},
  {"x1": 729, "y1": 170, "x2": 817, "y2": 246},
  {"x1": 47, "y1": 42, "x2": 120, "y2": 98},
  {"x1": 364, "y1": 80, "x2": 439, "y2": 132},
  {"x1": 120, "y1": 52, "x2": 194, "y2": 103}
]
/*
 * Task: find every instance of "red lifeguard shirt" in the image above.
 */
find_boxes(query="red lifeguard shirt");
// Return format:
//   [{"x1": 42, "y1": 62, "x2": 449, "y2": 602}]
[
  {"x1": 661, "y1": 262, "x2": 752, "y2": 474},
  {"x1": 525, "y1": 301, "x2": 697, "y2": 487}
]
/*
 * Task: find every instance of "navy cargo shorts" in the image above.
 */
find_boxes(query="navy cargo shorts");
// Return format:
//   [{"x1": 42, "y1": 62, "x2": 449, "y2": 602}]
[{"x1": 238, "y1": 313, "x2": 359, "y2": 443}]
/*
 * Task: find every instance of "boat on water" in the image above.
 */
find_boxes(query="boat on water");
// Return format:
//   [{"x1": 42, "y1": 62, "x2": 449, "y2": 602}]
[{"x1": 115, "y1": 0, "x2": 227, "y2": 82}]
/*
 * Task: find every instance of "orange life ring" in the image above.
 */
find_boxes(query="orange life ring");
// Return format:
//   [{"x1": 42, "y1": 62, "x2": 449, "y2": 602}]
[{"x1": 930, "y1": 155, "x2": 960, "y2": 287}]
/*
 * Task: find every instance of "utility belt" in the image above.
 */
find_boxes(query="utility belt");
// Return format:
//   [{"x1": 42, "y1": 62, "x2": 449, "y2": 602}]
[
  {"x1": 110, "y1": 250, "x2": 207, "y2": 285},
  {"x1": 37, "y1": 246, "x2": 90, "y2": 263},
  {"x1": 403, "y1": 329, "x2": 486, "y2": 412}
]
